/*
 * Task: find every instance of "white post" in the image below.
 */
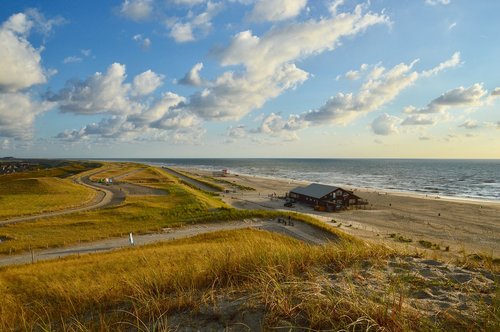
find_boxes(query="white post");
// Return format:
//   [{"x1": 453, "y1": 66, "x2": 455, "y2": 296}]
[{"x1": 129, "y1": 232, "x2": 134, "y2": 246}]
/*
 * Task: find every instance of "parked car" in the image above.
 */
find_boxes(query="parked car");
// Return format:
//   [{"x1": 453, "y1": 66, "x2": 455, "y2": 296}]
[{"x1": 284, "y1": 201, "x2": 295, "y2": 207}]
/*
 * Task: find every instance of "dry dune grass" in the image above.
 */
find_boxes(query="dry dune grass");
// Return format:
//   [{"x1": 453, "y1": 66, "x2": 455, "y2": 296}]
[
  {"x1": 1, "y1": 229, "x2": 496, "y2": 331},
  {"x1": 0, "y1": 229, "x2": 394, "y2": 331}
]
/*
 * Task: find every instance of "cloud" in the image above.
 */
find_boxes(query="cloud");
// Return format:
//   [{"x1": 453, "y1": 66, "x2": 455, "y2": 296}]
[
  {"x1": 166, "y1": 1, "x2": 223, "y2": 42},
  {"x1": 119, "y1": 0, "x2": 154, "y2": 21},
  {"x1": 491, "y1": 87, "x2": 500, "y2": 96},
  {"x1": 187, "y1": 5, "x2": 388, "y2": 120},
  {"x1": 0, "y1": 12, "x2": 47, "y2": 92},
  {"x1": 371, "y1": 113, "x2": 400, "y2": 135},
  {"x1": 405, "y1": 83, "x2": 488, "y2": 115},
  {"x1": 132, "y1": 70, "x2": 164, "y2": 96},
  {"x1": 81, "y1": 49, "x2": 92, "y2": 57},
  {"x1": 303, "y1": 60, "x2": 419, "y2": 125},
  {"x1": 170, "y1": 22, "x2": 195, "y2": 42},
  {"x1": 254, "y1": 113, "x2": 307, "y2": 135},
  {"x1": 169, "y1": 0, "x2": 207, "y2": 6},
  {"x1": 179, "y1": 62, "x2": 205, "y2": 86},
  {"x1": 249, "y1": 0, "x2": 307, "y2": 22},
  {"x1": 132, "y1": 34, "x2": 151, "y2": 49},
  {"x1": 458, "y1": 119, "x2": 480, "y2": 129},
  {"x1": 344, "y1": 70, "x2": 361, "y2": 80},
  {"x1": 421, "y1": 51, "x2": 461, "y2": 77},
  {"x1": 55, "y1": 88, "x2": 203, "y2": 144},
  {"x1": 425, "y1": 0, "x2": 450, "y2": 5},
  {"x1": 401, "y1": 114, "x2": 435, "y2": 126},
  {"x1": 227, "y1": 125, "x2": 248, "y2": 139},
  {"x1": 63, "y1": 56, "x2": 82, "y2": 64},
  {"x1": 49, "y1": 63, "x2": 164, "y2": 115},
  {"x1": 0, "y1": 10, "x2": 61, "y2": 140},
  {"x1": 0, "y1": 92, "x2": 52, "y2": 140},
  {"x1": 48, "y1": 63, "x2": 137, "y2": 115}
]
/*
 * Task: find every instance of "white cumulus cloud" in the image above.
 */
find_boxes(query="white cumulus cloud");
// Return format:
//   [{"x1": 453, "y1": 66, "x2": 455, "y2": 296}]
[
  {"x1": 249, "y1": 0, "x2": 307, "y2": 22},
  {"x1": 425, "y1": 0, "x2": 451, "y2": 5},
  {"x1": 119, "y1": 0, "x2": 154, "y2": 21},
  {"x1": 0, "y1": 12, "x2": 46, "y2": 92},
  {"x1": 189, "y1": 5, "x2": 388, "y2": 121},
  {"x1": 132, "y1": 70, "x2": 164, "y2": 96},
  {"x1": 405, "y1": 83, "x2": 488, "y2": 114},
  {"x1": 371, "y1": 113, "x2": 401, "y2": 135}
]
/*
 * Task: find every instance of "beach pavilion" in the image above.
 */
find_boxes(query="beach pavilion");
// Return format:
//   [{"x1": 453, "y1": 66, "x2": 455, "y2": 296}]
[{"x1": 289, "y1": 183, "x2": 361, "y2": 211}]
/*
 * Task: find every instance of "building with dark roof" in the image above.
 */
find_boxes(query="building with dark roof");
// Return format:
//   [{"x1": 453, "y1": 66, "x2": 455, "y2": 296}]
[{"x1": 289, "y1": 183, "x2": 361, "y2": 211}]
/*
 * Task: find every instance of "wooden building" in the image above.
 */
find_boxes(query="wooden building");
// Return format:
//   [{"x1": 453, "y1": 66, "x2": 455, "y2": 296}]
[{"x1": 289, "y1": 183, "x2": 361, "y2": 211}]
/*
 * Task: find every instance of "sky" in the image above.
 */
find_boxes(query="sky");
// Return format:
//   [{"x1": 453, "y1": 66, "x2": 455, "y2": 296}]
[{"x1": 0, "y1": 0, "x2": 499, "y2": 159}]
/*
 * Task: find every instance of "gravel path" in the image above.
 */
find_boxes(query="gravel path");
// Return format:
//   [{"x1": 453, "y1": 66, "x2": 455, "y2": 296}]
[{"x1": 0, "y1": 218, "x2": 338, "y2": 267}]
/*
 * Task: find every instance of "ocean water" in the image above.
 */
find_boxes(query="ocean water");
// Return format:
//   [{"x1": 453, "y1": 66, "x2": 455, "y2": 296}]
[{"x1": 111, "y1": 159, "x2": 500, "y2": 201}]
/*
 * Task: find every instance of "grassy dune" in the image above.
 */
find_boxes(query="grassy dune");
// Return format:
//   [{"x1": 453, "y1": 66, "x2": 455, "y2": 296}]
[
  {"x1": 2, "y1": 229, "x2": 494, "y2": 331},
  {"x1": 88, "y1": 162, "x2": 145, "y2": 181},
  {"x1": 0, "y1": 177, "x2": 95, "y2": 219},
  {"x1": 0, "y1": 229, "x2": 398, "y2": 331},
  {"x1": 0, "y1": 165, "x2": 321, "y2": 254},
  {"x1": 0, "y1": 161, "x2": 101, "y2": 184}
]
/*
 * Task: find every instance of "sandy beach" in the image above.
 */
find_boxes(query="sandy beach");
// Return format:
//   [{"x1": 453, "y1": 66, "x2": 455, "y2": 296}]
[{"x1": 178, "y1": 167, "x2": 500, "y2": 258}]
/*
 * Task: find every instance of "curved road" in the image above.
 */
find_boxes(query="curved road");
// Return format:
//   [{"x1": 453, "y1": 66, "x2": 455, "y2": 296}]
[
  {"x1": 0, "y1": 218, "x2": 338, "y2": 267},
  {"x1": 0, "y1": 169, "x2": 137, "y2": 226}
]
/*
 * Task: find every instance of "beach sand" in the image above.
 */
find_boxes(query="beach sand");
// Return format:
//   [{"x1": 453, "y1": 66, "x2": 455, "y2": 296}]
[{"x1": 180, "y1": 168, "x2": 500, "y2": 258}]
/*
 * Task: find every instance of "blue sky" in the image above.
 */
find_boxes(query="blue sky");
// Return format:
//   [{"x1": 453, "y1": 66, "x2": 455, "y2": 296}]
[{"x1": 0, "y1": 0, "x2": 499, "y2": 158}]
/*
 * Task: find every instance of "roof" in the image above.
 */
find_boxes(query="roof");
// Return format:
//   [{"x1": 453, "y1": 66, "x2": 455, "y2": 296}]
[{"x1": 290, "y1": 183, "x2": 339, "y2": 199}]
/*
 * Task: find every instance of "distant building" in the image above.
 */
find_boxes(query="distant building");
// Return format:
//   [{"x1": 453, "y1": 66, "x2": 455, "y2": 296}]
[
  {"x1": 289, "y1": 183, "x2": 361, "y2": 211},
  {"x1": 213, "y1": 168, "x2": 230, "y2": 177}
]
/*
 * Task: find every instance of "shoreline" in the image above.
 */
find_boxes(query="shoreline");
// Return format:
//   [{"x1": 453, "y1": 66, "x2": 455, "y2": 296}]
[
  {"x1": 166, "y1": 164, "x2": 500, "y2": 205},
  {"x1": 171, "y1": 166, "x2": 500, "y2": 258}
]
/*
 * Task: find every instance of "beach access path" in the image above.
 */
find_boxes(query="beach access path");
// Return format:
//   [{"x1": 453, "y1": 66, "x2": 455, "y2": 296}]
[{"x1": 0, "y1": 218, "x2": 337, "y2": 267}]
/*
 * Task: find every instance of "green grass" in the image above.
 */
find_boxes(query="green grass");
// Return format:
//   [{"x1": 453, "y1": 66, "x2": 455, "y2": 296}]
[{"x1": 0, "y1": 177, "x2": 95, "y2": 219}]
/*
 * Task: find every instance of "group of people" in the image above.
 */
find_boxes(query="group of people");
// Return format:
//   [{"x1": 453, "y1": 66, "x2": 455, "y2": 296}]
[{"x1": 277, "y1": 216, "x2": 294, "y2": 226}]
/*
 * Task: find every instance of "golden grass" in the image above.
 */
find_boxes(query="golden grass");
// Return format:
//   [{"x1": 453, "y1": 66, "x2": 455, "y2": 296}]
[
  {"x1": 0, "y1": 229, "x2": 397, "y2": 331},
  {"x1": 0, "y1": 177, "x2": 95, "y2": 219}
]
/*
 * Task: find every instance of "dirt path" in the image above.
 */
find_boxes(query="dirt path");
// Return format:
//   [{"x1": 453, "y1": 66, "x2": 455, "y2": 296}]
[{"x1": 0, "y1": 218, "x2": 337, "y2": 267}]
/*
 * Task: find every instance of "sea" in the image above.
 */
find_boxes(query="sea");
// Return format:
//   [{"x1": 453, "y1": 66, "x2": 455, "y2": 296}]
[{"x1": 106, "y1": 159, "x2": 500, "y2": 201}]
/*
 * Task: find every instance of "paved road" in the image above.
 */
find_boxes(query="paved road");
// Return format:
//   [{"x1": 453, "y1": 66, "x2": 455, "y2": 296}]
[
  {"x1": 0, "y1": 218, "x2": 338, "y2": 267},
  {"x1": 0, "y1": 169, "x2": 138, "y2": 226},
  {"x1": 162, "y1": 167, "x2": 220, "y2": 192}
]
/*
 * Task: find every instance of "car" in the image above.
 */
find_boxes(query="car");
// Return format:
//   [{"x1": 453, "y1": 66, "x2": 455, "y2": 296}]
[{"x1": 284, "y1": 201, "x2": 295, "y2": 207}]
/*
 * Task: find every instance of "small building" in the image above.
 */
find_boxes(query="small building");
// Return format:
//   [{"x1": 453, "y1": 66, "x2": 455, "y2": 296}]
[
  {"x1": 289, "y1": 183, "x2": 361, "y2": 211},
  {"x1": 212, "y1": 168, "x2": 230, "y2": 177}
]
